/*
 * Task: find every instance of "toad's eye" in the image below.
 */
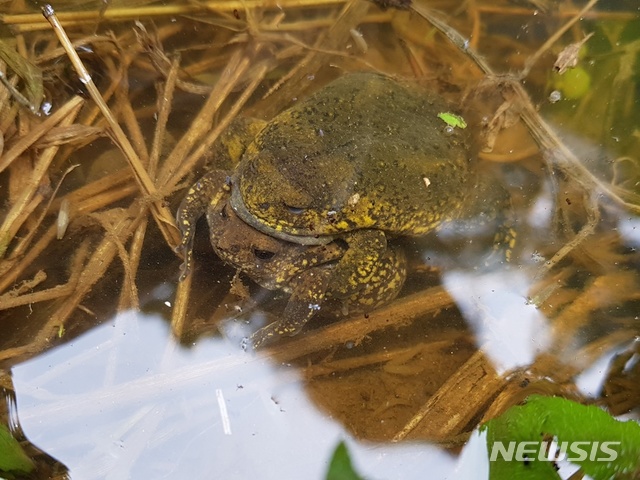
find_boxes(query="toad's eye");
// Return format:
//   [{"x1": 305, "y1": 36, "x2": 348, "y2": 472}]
[
  {"x1": 220, "y1": 205, "x2": 229, "y2": 219},
  {"x1": 253, "y1": 249, "x2": 276, "y2": 261},
  {"x1": 284, "y1": 204, "x2": 305, "y2": 215}
]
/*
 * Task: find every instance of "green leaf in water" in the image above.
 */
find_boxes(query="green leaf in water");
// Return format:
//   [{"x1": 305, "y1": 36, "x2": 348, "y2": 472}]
[
  {"x1": 437, "y1": 112, "x2": 467, "y2": 129},
  {"x1": 326, "y1": 440, "x2": 364, "y2": 480},
  {"x1": 482, "y1": 394, "x2": 640, "y2": 480},
  {"x1": 0, "y1": 424, "x2": 35, "y2": 475}
]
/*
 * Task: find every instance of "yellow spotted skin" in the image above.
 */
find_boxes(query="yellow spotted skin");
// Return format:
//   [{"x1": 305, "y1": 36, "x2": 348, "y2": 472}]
[
  {"x1": 175, "y1": 73, "x2": 511, "y2": 346},
  {"x1": 230, "y1": 73, "x2": 473, "y2": 241},
  {"x1": 228, "y1": 73, "x2": 473, "y2": 300},
  {"x1": 176, "y1": 172, "x2": 406, "y2": 348}
]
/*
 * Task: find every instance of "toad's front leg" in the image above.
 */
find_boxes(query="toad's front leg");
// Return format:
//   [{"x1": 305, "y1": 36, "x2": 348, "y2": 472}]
[
  {"x1": 250, "y1": 266, "x2": 333, "y2": 348},
  {"x1": 176, "y1": 170, "x2": 230, "y2": 279}
]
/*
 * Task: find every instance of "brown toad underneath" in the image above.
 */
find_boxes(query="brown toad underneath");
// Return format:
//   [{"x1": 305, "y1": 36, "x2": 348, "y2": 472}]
[{"x1": 178, "y1": 171, "x2": 406, "y2": 347}]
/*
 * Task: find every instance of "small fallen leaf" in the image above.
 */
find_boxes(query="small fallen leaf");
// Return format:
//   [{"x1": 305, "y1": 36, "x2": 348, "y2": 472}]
[{"x1": 437, "y1": 112, "x2": 467, "y2": 129}]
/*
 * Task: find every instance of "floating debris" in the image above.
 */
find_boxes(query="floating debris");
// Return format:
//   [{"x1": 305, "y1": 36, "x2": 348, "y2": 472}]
[
  {"x1": 554, "y1": 32, "x2": 594, "y2": 75},
  {"x1": 437, "y1": 112, "x2": 467, "y2": 129}
]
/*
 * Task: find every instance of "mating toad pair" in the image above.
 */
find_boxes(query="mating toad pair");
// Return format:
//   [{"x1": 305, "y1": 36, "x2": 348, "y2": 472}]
[{"x1": 177, "y1": 72, "x2": 494, "y2": 347}]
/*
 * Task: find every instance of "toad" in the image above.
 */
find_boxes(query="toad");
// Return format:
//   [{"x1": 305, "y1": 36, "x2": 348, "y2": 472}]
[
  {"x1": 178, "y1": 171, "x2": 406, "y2": 347},
  {"x1": 177, "y1": 72, "x2": 509, "y2": 345},
  {"x1": 228, "y1": 72, "x2": 473, "y2": 296}
]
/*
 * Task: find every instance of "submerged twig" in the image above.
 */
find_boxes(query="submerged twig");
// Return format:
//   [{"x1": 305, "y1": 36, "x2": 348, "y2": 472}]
[
  {"x1": 2, "y1": 1, "x2": 349, "y2": 31},
  {"x1": 536, "y1": 192, "x2": 600, "y2": 278},
  {"x1": 113, "y1": 65, "x2": 150, "y2": 167},
  {"x1": 0, "y1": 171, "x2": 137, "y2": 294},
  {"x1": 156, "y1": 46, "x2": 255, "y2": 187},
  {"x1": 522, "y1": 0, "x2": 599, "y2": 77},
  {"x1": 149, "y1": 55, "x2": 179, "y2": 179},
  {"x1": 0, "y1": 206, "x2": 146, "y2": 363},
  {"x1": 263, "y1": 286, "x2": 455, "y2": 362},
  {"x1": 392, "y1": 350, "x2": 503, "y2": 442},
  {"x1": 410, "y1": 4, "x2": 493, "y2": 75},
  {"x1": 171, "y1": 272, "x2": 192, "y2": 340},
  {"x1": 0, "y1": 241, "x2": 88, "y2": 310},
  {"x1": 16, "y1": 163, "x2": 78, "y2": 258},
  {"x1": 303, "y1": 336, "x2": 469, "y2": 378},
  {"x1": 42, "y1": 4, "x2": 181, "y2": 250},
  {"x1": 0, "y1": 96, "x2": 84, "y2": 259},
  {"x1": 0, "y1": 69, "x2": 38, "y2": 113},
  {"x1": 551, "y1": 271, "x2": 637, "y2": 353},
  {"x1": 0, "y1": 95, "x2": 83, "y2": 175},
  {"x1": 411, "y1": 1, "x2": 640, "y2": 220},
  {"x1": 258, "y1": 0, "x2": 372, "y2": 116},
  {"x1": 168, "y1": 61, "x2": 269, "y2": 191}
]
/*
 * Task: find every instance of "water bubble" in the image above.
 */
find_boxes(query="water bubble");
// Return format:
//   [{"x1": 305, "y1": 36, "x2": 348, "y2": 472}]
[{"x1": 549, "y1": 90, "x2": 562, "y2": 103}]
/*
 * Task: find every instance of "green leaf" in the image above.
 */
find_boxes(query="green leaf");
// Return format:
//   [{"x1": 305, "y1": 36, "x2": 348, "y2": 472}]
[
  {"x1": 482, "y1": 395, "x2": 640, "y2": 480},
  {"x1": 437, "y1": 112, "x2": 467, "y2": 129},
  {"x1": 0, "y1": 424, "x2": 35, "y2": 474},
  {"x1": 326, "y1": 440, "x2": 364, "y2": 480}
]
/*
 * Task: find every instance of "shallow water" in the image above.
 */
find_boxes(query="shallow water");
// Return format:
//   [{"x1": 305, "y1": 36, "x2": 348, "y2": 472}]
[{"x1": 11, "y1": 312, "x2": 481, "y2": 478}]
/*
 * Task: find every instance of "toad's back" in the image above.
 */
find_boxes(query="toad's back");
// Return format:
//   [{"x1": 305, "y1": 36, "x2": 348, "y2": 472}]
[{"x1": 234, "y1": 72, "x2": 474, "y2": 239}]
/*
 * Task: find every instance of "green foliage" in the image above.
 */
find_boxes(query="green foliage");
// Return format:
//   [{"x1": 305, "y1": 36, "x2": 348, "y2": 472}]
[
  {"x1": 0, "y1": 424, "x2": 34, "y2": 475},
  {"x1": 482, "y1": 395, "x2": 640, "y2": 480},
  {"x1": 326, "y1": 440, "x2": 364, "y2": 480}
]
